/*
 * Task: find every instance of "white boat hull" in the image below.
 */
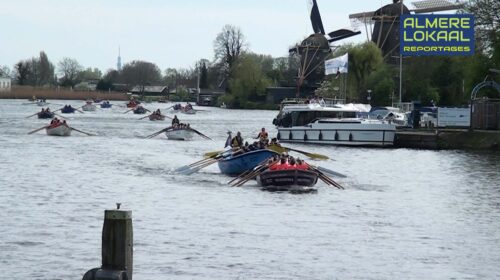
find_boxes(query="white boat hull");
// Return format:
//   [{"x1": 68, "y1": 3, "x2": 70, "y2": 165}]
[
  {"x1": 181, "y1": 109, "x2": 196, "y2": 114},
  {"x1": 278, "y1": 120, "x2": 395, "y2": 147},
  {"x1": 82, "y1": 104, "x2": 96, "y2": 111},
  {"x1": 165, "y1": 129, "x2": 193, "y2": 140},
  {"x1": 46, "y1": 125, "x2": 72, "y2": 136}
]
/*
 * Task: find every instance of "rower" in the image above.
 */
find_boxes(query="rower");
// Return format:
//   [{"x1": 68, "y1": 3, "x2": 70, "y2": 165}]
[
  {"x1": 231, "y1": 131, "x2": 243, "y2": 149},
  {"x1": 256, "y1": 127, "x2": 269, "y2": 143},
  {"x1": 171, "y1": 115, "x2": 180, "y2": 126},
  {"x1": 225, "y1": 131, "x2": 232, "y2": 148}
]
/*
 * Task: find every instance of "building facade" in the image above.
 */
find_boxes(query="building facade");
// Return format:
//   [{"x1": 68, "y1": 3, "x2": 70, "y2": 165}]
[{"x1": 0, "y1": 77, "x2": 11, "y2": 92}]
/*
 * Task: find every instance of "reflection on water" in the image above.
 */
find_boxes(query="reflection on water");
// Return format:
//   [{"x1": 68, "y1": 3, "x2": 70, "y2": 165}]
[{"x1": 0, "y1": 100, "x2": 499, "y2": 279}]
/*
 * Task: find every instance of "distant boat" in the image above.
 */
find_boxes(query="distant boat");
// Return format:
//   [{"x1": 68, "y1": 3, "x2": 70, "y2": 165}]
[
  {"x1": 82, "y1": 102, "x2": 96, "y2": 111},
  {"x1": 133, "y1": 106, "x2": 147, "y2": 114},
  {"x1": 36, "y1": 100, "x2": 47, "y2": 106},
  {"x1": 61, "y1": 106, "x2": 76, "y2": 114},
  {"x1": 46, "y1": 122, "x2": 72, "y2": 137},
  {"x1": 220, "y1": 102, "x2": 227, "y2": 109},
  {"x1": 127, "y1": 100, "x2": 140, "y2": 108},
  {"x1": 149, "y1": 114, "x2": 165, "y2": 121},
  {"x1": 100, "y1": 102, "x2": 112, "y2": 108},
  {"x1": 37, "y1": 110, "x2": 54, "y2": 119}
]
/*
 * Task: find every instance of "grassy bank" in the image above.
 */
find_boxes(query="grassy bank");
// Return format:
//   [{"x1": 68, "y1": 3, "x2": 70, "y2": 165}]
[{"x1": 1, "y1": 86, "x2": 130, "y2": 101}]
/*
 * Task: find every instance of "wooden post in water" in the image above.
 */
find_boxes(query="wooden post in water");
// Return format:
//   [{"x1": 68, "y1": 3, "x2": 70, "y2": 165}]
[{"x1": 82, "y1": 203, "x2": 133, "y2": 280}]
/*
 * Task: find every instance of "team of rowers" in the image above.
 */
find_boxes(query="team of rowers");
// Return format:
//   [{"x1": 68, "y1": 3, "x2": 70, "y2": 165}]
[
  {"x1": 172, "y1": 103, "x2": 193, "y2": 111},
  {"x1": 267, "y1": 154, "x2": 309, "y2": 171},
  {"x1": 170, "y1": 115, "x2": 190, "y2": 129},
  {"x1": 225, "y1": 127, "x2": 309, "y2": 170},
  {"x1": 48, "y1": 118, "x2": 67, "y2": 128}
]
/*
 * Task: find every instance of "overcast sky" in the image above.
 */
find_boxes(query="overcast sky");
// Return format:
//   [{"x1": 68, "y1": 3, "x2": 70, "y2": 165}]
[{"x1": 0, "y1": 0, "x2": 389, "y2": 73}]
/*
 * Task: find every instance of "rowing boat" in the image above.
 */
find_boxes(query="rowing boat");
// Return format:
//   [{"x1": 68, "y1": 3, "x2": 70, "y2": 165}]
[
  {"x1": 165, "y1": 128, "x2": 193, "y2": 140},
  {"x1": 82, "y1": 104, "x2": 96, "y2": 111},
  {"x1": 37, "y1": 111, "x2": 55, "y2": 119},
  {"x1": 256, "y1": 169, "x2": 318, "y2": 193},
  {"x1": 149, "y1": 114, "x2": 165, "y2": 121},
  {"x1": 46, "y1": 123, "x2": 72, "y2": 136},
  {"x1": 218, "y1": 149, "x2": 278, "y2": 176}
]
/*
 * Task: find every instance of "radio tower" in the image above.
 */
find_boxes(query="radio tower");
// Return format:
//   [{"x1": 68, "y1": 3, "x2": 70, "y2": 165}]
[{"x1": 117, "y1": 47, "x2": 122, "y2": 71}]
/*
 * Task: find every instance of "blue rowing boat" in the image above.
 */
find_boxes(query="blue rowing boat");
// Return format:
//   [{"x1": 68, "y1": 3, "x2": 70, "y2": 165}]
[
  {"x1": 100, "y1": 102, "x2": 112, "y2": 108},
  {"x1": 218, "y1": 149, "x2": 278, "y2": 176},
  {"x1": 61, "y1": 106, "x2": 76, "y2": 114}
]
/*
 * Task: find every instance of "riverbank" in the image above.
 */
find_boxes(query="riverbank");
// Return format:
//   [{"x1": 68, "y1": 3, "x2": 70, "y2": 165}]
[
  {"x1": 395, "y1": 129, "x2": 500, "y2": 150},
  {"x1": 0, "y1": 86, "x2": 129, "y2": 101}
]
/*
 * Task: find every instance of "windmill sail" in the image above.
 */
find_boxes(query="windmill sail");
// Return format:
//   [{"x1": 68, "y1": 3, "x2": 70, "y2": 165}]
[{"x1": 309, "y1": 0, "x2": 325, "y2": 34}]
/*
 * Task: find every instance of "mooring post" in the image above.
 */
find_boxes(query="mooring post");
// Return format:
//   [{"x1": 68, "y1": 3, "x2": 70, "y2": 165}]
[{"x1": 82, "y1": 203, "x2": 133, "y2": 280}]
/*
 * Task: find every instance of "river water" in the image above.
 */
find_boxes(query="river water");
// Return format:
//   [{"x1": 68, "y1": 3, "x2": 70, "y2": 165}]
[{"x1": 0, "y1": 99, "x2": 499, "y2": 279}]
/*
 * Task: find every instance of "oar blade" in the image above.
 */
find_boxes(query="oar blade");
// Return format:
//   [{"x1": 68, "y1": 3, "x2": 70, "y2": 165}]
[{"x1": 316, "y1": 166, "x2": 347, "y2": 178}]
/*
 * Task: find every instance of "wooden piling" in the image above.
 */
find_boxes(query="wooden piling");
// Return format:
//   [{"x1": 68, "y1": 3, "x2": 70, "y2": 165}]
[{"x1": 101, "y1": 205, "x2": 133, "y2": 279}]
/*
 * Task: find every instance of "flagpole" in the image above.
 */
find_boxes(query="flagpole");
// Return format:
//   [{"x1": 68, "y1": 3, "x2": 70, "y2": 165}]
[{"x1": 399, "y1": 0, "x2": 403, "y2": 108}]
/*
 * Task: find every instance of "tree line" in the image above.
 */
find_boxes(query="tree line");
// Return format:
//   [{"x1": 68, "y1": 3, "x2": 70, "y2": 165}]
[{"x1": 1, "y1": 0, "x2": 497, "y2": 107}]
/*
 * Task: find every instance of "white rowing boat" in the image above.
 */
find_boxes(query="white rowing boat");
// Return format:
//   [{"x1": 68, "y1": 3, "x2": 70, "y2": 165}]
[
  {"x1": 46, "y1": 123, "x2": 72, "y2": 136},
  {"x1": 165, "y1": 128, "x2": 193, "y2": 140},
  {"x1": 82, "y1": 104, "x2": 97, "y2": 111},
  {"x1": 181, "y1": 109, "x2": 196, "y2": 114}
]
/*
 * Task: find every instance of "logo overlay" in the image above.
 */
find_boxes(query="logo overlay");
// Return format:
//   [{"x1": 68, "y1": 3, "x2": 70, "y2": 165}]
[{"x1": 400, "y1": 14, "x2": 475, "y2": 56}]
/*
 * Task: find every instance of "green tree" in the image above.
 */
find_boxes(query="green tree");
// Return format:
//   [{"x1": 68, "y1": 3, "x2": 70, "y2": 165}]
[
  {"x1": 226, "y1": 54, "x2": 271, "y2": 108},
  {"x1": 38, "y1": 51, "x2": 55, "y2": 86},
  {"x1": 347, "y1": 42, "x2": 384, "y2": 100}
]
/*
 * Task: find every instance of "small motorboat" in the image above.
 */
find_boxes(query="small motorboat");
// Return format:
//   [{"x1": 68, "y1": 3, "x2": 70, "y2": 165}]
[
  {"x1": 37, "y1": 110, "x2": 54, "y2": 119},
  {"x1": 165, "y1": 128, "x2": 193, "y2": 140},
  {"x1": 46, "y1": 122, "x2": 72, "y2": 136},
  {"x1": 133, "y1": 106, "x2": 147, "y2": 114},
  {"x1": 100, "y1": 101, "x2": 112, "y2": 108},
  {"x1": 61, "y1": 106, "x2": 76, "y2": 114},
  {"x1": 82, "y1": 103, "x2": 96, "y2": 111},
  {"x1": 149, "y1": 114, "x2": 165, "y2": 121},
  {"x1": 257, "y1": 169, "x2": 318, "y2": 193}
]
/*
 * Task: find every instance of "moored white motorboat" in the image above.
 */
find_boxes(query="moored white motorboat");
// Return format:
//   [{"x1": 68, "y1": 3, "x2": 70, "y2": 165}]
[
  {"x1": 274, "y1": 102, "x2": 396, "y2": 147},
  {"x1": 165, "y1": 128, "x2": 193, "y2": 140},
  {"x1": 46, "y1": 123, "x2": 72, "y2": 136}
]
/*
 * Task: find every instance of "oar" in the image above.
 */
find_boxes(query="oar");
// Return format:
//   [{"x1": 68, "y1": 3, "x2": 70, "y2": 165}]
[
  {"x1": 145, "y1": 108, "x2": 151, "y2": 113},
  {"x1": 54, "y1": 113, "x2": 67, "y2": 120},
  {"x1": 188, "y1": 128, "x2": 212, "y2": 140},
  {"x1": 178, "y1": 158, "x2": 221, "y2": 175},
  {"x1": 28, "y1": 125, "x2": 49, "y2": 135},
  {"x1": 204, "y1": 150, "x2": 224, "y2": 158},
  {"x1": 26, "y1": 112, "x2": 40, "y2": 118},
  {"x1": 227, "y1": 158, "x2": 270, "y2": 184},
  {"x1": 233, "y1": 161, "x2": 276, "y2": 187},
  {"x1": 138, "y1": 114, "x2": 151, "y2": 120},
  {"x1": 315, "y1": 166, "x2": 347, "y2": 178},
  {"x1": 307, "y1": 164, "x2": 344, "y2": 189},
  {"x1": 145, "y1": 126, "x2": 172, "y2": 139},
  {"x1": 70, "y1": 127, "x2": 96, "y2": 136},
  {"x1": 266, "y1": 145, "x2": 328, "y2": 160},
  {"x1": 175, "y1": 157, "x2": 217, "y2": 172},
  {"x1": 123, "y1": 108, "x2": 134, "y2": 114}
]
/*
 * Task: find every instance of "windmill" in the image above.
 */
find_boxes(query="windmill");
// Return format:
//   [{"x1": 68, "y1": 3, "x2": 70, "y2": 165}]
[
  {"x1": 349, "y1": 0, "x2": 466, "y2": 63},
  {"x1": 290, "y1": 0, "x2": 360, "y2": 97}
]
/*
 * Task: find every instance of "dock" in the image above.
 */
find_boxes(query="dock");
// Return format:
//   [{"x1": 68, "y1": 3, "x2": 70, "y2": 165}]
[{"x1": 395, "y1": 129, "x2": 500, "y2": 150}]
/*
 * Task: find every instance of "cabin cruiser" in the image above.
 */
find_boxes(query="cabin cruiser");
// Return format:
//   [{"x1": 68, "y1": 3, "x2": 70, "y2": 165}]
[{"x1": 273, "y1": 101, "x2": 396, "y2": 147}]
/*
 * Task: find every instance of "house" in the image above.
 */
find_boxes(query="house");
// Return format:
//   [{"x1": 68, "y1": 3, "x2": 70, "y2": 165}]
[
  {"x1": 130, "y1": 85, "x2": 169, "y2": 96},
  {"x1": 0, "y1": 77, "x2": 11, "y2": 92},
  {"x1": 196, "y1": 89, "x2": 225, "y2": 106}
]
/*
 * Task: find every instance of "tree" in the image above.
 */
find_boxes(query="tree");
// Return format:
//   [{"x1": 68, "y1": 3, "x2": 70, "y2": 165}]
[
  {"x1": 465, "y1": 0, "x2": 500, "y2": 56},
  {"x1": 225, "y1": 54, "x2": 271, "y2": 108},
  {"x1": 0, "y1": 65, "x2": 11, "y2": 77},
  {"x1": 78, "y1": 67, "x2": 102, "y2": 81},
  {"x1": 58, "y1": 57, "x2": 83, "y2": 87},
  {"x1": 214, "y1": 25, "x2": 247, "y2": 78},
  {"x1": 346, "y1": 42, "x2": 384, "y2": 100},
  {"x1": 96, "y1": 69, "x2": 120, "y2": 91},
  {"x1": 14, "y1": 61, "x2": 30, "y2": 85},
  {"x1": 121, "y1": 60, "x2": 161, "y2": 93},
  {"x1": 38, "y1": 51, "x2": 55, "y2": 86}
]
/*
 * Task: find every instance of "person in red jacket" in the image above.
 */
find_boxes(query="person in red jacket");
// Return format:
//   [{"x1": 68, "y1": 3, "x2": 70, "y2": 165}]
[{"x1": 295, "y1": 158, "x2": 309, "y2": 170}]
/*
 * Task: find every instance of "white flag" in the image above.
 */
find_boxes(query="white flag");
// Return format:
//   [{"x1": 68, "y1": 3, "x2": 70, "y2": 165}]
[{"x1": 325, "y1": 53, "x2": 348, "y2": 75}]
